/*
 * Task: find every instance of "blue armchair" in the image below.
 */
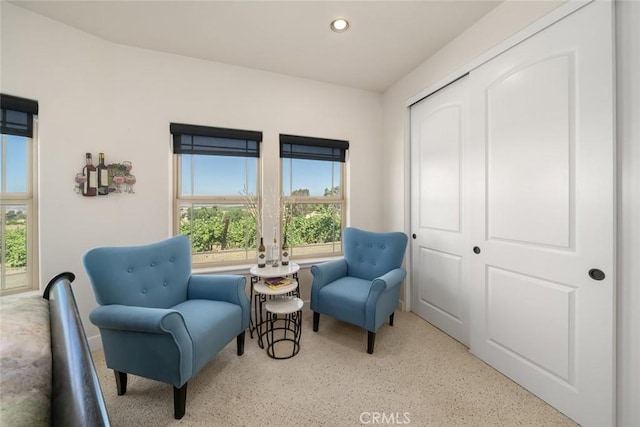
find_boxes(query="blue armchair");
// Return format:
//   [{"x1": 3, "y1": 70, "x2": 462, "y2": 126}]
[
  {"x1": 82, "y1": 235, "x2": 249, "y2": 419},
  {"x1": 310, "y1": 227, "x2": 408, "y2": 354}
]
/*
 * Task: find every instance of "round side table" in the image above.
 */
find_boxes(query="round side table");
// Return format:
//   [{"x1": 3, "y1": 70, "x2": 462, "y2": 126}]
[
  {"x1": 249, "y1": 263, "x2": 300, "y2": 347},
  {"x1": 249, "y1": 263, "x2": 300, "y2": 281},
  {"x1": 265, "y1": 296, "x2": 303, "y2": 359}
]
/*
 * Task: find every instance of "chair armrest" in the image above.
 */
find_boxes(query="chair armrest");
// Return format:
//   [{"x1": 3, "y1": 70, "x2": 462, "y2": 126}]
[
  {"x1": 311, "y1": 258, "x2": 348, "y2": 289},
  {"x1": 89, "y1": 305, "x2": 186, "y2": 335},
  {"x1": 311, "y1": 259, "x2": 348, "y2": 312},
  {"x1": 365, "y1": 268, "x2": 407, "y2": 332},
  {"x1": 371, "y1": 268, "x2": 407, "y2": 293},
  {"x1": 187, "y1": 274, "x2": 248, "y2": 306},
  {"x1": 187, "y1": 275, "x2": 250, "y2": 330}
]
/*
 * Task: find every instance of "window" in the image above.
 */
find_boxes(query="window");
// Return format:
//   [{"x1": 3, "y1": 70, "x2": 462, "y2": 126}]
[
  {"x1": 172, "y1": 123, "x2": 261, "y2": 267},
  {"x1": 280, "y1": 134, "x2": 348, "y2": 259},
  {"x1": 1, "y1": 94, "x2": 38, "y2": 295}
]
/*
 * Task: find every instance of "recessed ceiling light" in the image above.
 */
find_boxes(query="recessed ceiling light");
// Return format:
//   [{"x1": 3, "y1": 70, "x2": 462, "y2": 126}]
[{"x1": 330, "y1": 18, "x2": 350, "y2": 33}]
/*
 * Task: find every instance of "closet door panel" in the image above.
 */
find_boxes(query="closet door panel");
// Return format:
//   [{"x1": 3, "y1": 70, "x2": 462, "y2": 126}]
[
  {"x1": 419, "y1": 248, "x2": 463, "y2": 322},
  {"x1": 486, "y1": 266, "x2": 574, "y2": 382},
  {"x1": 410, "y1": 76, "x2": 470, "y2": 346},
  {"x1": 417, "y1": 104, "x2": 462, "y2": 232},
  {"x1": 468, "y1": 2, "x2": 614, "y2": 426},
  {"x1": 487, "y1": 55, "x2": 572, "y2": 248}
]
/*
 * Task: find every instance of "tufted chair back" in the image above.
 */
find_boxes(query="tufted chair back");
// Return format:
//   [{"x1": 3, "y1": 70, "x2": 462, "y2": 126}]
[
  {"x1": 83, "y1": 235, "x2": 192, "y2": 308},
  {"x1": 343, "y1": 227, "x2": 408, "y2": 281}
]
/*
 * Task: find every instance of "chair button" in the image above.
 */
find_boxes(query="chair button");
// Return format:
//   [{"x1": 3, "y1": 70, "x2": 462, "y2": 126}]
[
  {"x1": 163, "y1": 282, "x2": 168, "y2": 287},
  {"x1": 142, "y1": 289, "x2": 147, "y2": 294},
  {"x1": 170, "y1": 257, "x2": 175, "y2": 262},
  {"x1": 150, "y1": 262, "x2": 156, "y2": 267},
  {"x1": 127, "y1": 268, "x2": 133, "y2": 273}
]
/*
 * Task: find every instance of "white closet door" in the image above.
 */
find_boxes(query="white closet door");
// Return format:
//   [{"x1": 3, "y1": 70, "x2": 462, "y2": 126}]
[
  {"x1": 410, "y1": 76, "x2": 470, "y2": 346},
  {"x1": 468, "y1": 2, "x2": 615, "y2": 426}
]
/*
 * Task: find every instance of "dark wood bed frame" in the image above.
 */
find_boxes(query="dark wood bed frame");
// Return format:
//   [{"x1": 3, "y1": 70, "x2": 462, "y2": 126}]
[{"x1": 43, "y1": 272, "x2": 110, "y2": 426}]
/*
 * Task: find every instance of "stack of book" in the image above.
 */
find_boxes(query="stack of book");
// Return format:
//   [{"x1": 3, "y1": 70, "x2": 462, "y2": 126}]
[{"x1": 264, "y1": 277, "x2": 292, "y2": 290}]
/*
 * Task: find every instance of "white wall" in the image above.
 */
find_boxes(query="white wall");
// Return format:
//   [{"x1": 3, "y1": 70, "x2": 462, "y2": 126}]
[
  {"x1": 1, "y1": 2, "x2": 383, "y2": 340},
  {"x1": 382, "y1": 0, "x2": 639, "y2": 425}
]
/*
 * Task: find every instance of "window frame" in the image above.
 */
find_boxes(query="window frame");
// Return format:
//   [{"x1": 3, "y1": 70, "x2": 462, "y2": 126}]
[
  {"x1": 280, "y1": 134, "x2": 348, "y2": 260},
  {"x1": 171, "y1": 124, "x2": 262, "y2": 268},
  {"x1": 0, "y1": 122, "x2": 38, "y2": 296}
]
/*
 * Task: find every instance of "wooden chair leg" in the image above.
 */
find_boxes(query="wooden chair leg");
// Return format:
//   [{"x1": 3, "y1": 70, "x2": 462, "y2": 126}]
[
  {"x1": 313, "y1": 312, "x2": 320, "y2": 332},
  {"x1": 114, "y1": 371, "x2": 127, "y2": 395},
  {"x1": 367, "y1": 331, "x2": 376, "y2": 354},
  {"x1": 237, "y1": 331, "x2": 246, "y2": 356},
  {"x1": 389, "y1": 312, "x2": 395, "y2": 326},
  {"x1": 174, "y1": 383, "x2": 188, "y2": 420}
]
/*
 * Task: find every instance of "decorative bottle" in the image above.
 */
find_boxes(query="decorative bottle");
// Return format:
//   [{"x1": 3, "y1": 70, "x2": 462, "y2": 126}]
[
  {"x1": 257, "y1": 237, "x2": 266, "y2": 268},
  {"x1": 271, "y1": 237, "x2": 279, "y2": 267},
  {"x1": 97, "y1": 152, "x2": 109, "y2": 195},
  {"x1": 281, "y1": 236, "x2": 289, "y2": 266},
  {"x1": 82, "y1": 153, "x2": 97, "y2": 197}
]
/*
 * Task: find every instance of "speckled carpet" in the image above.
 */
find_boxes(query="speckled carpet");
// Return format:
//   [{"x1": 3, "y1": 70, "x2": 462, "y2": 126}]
[{"x1": 91, "y1": 310, "x2": 576, "y2": 426}]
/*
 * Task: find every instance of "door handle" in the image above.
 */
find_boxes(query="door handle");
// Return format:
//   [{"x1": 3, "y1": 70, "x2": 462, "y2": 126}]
[
  {"x1": 588, "y1": 269, "x2": 605, "y2": 281},
  {"x1": 412, "y1": 234, "x2": 417, "y2": 239},
  {"x1": 473, "y1": 246, "x2": 481, "y2": 254}
]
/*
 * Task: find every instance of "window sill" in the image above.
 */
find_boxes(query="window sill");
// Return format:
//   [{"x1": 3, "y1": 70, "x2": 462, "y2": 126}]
[{"x1": 191, "y1": 255, "x2": 343, "y2": 276}]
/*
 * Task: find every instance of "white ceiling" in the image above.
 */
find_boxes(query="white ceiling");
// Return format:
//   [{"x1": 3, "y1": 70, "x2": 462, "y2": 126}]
[{"x1": 11, "y1": 1, "x2": 503, "y2": 92}]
